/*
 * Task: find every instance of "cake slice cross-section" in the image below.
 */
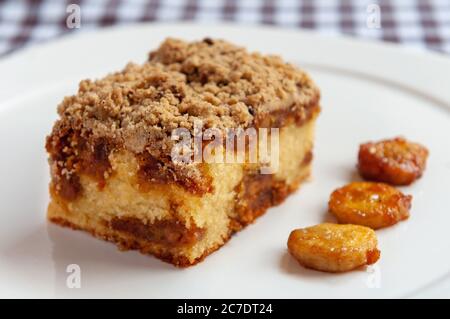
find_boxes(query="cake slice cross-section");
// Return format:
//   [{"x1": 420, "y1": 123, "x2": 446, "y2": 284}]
[{"x1": 46, "y1": 38, "x2": 320, "y2": 266}]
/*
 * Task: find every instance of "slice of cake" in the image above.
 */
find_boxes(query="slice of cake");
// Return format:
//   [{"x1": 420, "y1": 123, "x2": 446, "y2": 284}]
[{"x1": 46, "y1": 38, "x2": 320, "y2": 266}]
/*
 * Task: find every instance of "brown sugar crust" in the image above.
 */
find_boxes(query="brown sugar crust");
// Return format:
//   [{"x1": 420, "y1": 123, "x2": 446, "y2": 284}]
[
  {"x1": 232, "y1": 174, "x2": 291, "y2": 231},
  {"x1": 231, "y1": 152, "x2": 312, "y2": 232},
  {"x1": 254, "y1": 104, "x2": 319, "y2": 128},
  {"x1": 136, "y1": 152, "x2": 213, "y2": 195},
  {"x1": 358, "y1": 137, "x2": 429, "y2": 186},
  {"x1": 46, "y1": 38, "x2": 320, "y2": 201},
  {"x1": 45, "y1": 124, "x2": 114, "y2": 200},
  {"x1": 110, "y1": 217, "x2": 205, "y2": 247}
]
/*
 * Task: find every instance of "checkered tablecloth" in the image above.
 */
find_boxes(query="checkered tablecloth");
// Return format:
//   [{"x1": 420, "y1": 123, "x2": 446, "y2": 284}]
[{"x1": 0, "y1": 0, "x2": 449, "y2": 57}]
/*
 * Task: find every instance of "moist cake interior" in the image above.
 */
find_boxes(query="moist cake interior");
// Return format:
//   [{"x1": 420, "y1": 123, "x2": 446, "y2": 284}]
[{"x1": 46, "y1": 38, "x2": 321, "y2": 266}]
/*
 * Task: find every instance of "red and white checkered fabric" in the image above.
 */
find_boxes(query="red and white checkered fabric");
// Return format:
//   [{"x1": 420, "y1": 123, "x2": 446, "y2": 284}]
[{"x1": 0, "y1": 0, "x2": 449, "y2": 56}]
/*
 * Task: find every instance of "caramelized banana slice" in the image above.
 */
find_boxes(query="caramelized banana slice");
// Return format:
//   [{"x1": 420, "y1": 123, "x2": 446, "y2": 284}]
[
  {"x1": 287, "y1": 223, "x2": 380, "y2": 273},
  {"x1": 358, "y1": 137, "x2": 429, "y2": 185},
  {"x1": 329, "y1": 182, "x2": 412, "y2": 229}
]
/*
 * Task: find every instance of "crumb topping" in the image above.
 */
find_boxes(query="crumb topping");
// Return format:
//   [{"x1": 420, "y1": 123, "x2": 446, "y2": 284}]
[
  {"x1": 46, "y1": 38, "x2": 320, "y2": 198},
  {"x1": 52, "y1": 38, "x2": 319, "y2": 156}
]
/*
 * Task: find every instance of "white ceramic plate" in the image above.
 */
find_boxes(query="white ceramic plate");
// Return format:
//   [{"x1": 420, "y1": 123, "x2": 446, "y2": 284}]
[{"x1": 0, "y1": 23, "x2": 449, "y2": 298}]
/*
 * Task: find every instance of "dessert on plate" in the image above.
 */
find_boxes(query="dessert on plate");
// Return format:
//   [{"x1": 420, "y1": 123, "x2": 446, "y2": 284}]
[
  {"x1": 358, "y1": 137, "x2": 429, "y2": 185},
  {"x1": 46, "y1": 38, "x2": 320, "y2": 266}
]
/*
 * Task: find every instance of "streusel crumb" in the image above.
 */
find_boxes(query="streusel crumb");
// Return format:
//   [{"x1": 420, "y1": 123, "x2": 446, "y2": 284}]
[{"x1": 51, "y1": 38, "x2": 319, "y2": 159}]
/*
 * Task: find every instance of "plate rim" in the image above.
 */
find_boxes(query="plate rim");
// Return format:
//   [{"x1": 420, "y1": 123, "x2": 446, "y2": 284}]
[{"x1": 1, "y1": 22, "x2": 449, "y2": 298}]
